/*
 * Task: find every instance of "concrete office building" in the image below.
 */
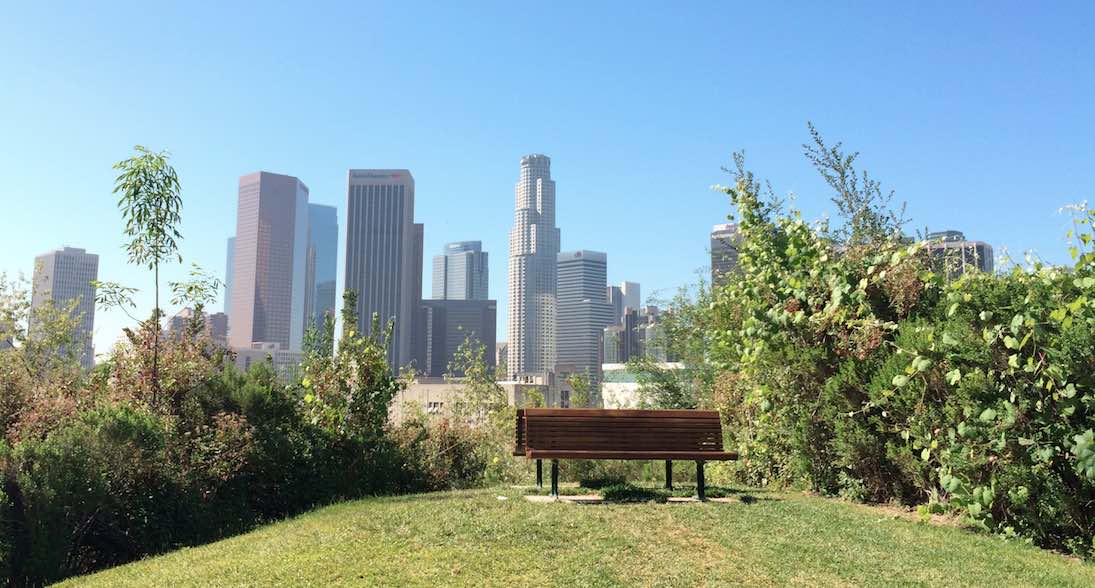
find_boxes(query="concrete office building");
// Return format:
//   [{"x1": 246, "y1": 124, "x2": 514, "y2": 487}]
[
  {"x1": 432, "y1": 241, "x2": 489, "y2": 300},
  {"x1": 414, "y1": 299, "x2": 497, "y2": 377},
  {"x1": 925, "y1": 230, "x2": 994, "y2": 280},
  {"x1": 711, "y1": 223, "x2": 741, "y2": 287},
  {"x1": 228, "y1": 172, "x2": 310, "y2": 352},
  {"x1": 556, "y1": 250, "x2": 615, "y2": 388},
  {"x1": 30, "y1": 247, "x2": 99, "y2": 369},
  {"x1": 344, "y1": 169, "x2": 420, "y2": 369},
  {"x1": 507, "y1": 154, "x2": 560, "y2": 378},
  {"x1": 306, "y1": 204, "x2": 339, "y2": 329}
]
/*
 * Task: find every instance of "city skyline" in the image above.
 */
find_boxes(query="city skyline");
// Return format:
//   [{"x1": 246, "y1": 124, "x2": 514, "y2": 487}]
[{"x1": 4, "y1": 3, "x2": 1094, "y2": 359}]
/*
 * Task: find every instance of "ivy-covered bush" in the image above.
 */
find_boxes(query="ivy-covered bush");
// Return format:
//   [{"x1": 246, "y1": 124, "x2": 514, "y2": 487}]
[{"x1": 710, "y1": 156, "x2": 1095, "y2": 556}]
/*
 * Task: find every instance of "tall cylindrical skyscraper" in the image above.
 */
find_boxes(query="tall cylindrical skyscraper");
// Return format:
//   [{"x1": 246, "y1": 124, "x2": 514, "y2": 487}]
[{"x1": 507, "y1": 154, "x2": 559, "y2": 378}]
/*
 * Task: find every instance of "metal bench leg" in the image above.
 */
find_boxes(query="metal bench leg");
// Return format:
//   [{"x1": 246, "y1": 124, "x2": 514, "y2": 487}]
[
  {"x1": 696, "y1": 460, "x2": 706, "y2": 502},
  {"x1": 550, "y1": 459, "x2": 559, "y2": 498},
  {"x1": 665, "y1": 460, "x2": 673, "y2": 490},
  {"x1": 536, "y1": 459, "x2": 543, "y2": 489}
]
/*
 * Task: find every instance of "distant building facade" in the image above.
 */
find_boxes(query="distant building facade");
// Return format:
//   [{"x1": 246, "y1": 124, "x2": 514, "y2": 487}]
[
  {"x1": 507, "y1": 154, "x2": 560, "y2": 379},
  {"x1": 413, "y1": 299, "x2": 497, "y2": 377},
  {"x1": 306, "y1": 203, "x2": 339, "y2": 329},
  {"x1": 620, "y1": 281, "x2": 641, "y2": 312},
  {"x1": 432, "y1": 241, "x2": 489, "y2": 300},
  {"x1": 925, "y1": 230, "x2": 994, "y2": 280},
  {"x1": 30, "y1": 247, "x2": 99, "y2": 369},
  {"x1": 606, "y1": 285, "x2": 625, "y2": 325},
  {"x1": 711, "y1": 223, "x2": 741, "y2": 287},
  {"x1": 228, "y1": 172, "x2": 310, "y2": 353},
  {"x1": 556, "y1": 250, "x2": 614, "y2": 387},
  {"x1": 165, "y1": 308, "x2": 228, "y2": 347},
  {"x1": 233, "y1": 342, "x2": 304, "y2": 380},
  {"x1": 344, "y1": 169, "x2": 419, "y2": 369}
]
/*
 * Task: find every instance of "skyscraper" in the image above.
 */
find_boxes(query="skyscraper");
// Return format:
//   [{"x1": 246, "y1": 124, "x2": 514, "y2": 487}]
[
  {"x1": 432, "y1": 241, "x2": 489, "y2": 300},
  {"x1": 507, "y1": 154, "x2": 560, "y2": 379},
  {"x1": 606, "y1": 285, "x2": 624, "y2": 325},
  {"x1": 620, "y1": 281, "x2": 641, "y2": 312},
  {"x1": 306, "y1": 204, "x2": 339, "y2": 329},
  {"x1": 228, "y1": 172, "x2": 310, "y2": 352},
  {"x1": 344, "y1": 169, "x2": 419, "y2": 369},
  {"x1": 413, "y1": 299, "x2": 497, "y2": 377},
  {"x1": 711, "y1": 223, "x2": 741, "y2": 287},
  {"x1": 224, "y1": 236, "x2": 235, "y2": 316},
  {"x1": 557, "y1": 250, "x2": 614, "y2": 388},
  {"x1": 30, "y1": 246, "x2": 99, "y2": 369}
]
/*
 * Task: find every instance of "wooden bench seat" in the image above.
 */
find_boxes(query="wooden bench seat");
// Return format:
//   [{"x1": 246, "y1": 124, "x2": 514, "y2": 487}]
[{"x1": 514, "y1": 408, "x2": 737, "y2": 500}]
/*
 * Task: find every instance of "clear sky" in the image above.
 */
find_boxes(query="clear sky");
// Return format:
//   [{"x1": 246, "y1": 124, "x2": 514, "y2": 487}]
[{"x1": 2, "y1": 1, "x2": 1094, "y2": 358}]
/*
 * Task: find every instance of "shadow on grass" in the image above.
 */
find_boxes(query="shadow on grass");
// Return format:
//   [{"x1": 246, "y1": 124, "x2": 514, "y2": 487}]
[{"x1": 522, "y1": 483, "x2": 783, "y2": 505}]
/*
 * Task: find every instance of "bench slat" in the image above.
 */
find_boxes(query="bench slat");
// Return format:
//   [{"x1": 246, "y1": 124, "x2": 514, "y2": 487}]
[{"x1": 526, "y1": 450, "x2": 739, "y2": 460}]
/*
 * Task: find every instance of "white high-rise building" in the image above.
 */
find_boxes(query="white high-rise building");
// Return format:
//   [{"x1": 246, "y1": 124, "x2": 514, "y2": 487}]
[
  {"x1": 507, "y1": 154, "x2": 560, "y2": 379},
  {"x1": 620, "y1": 281, "x2": 641, "y2": 312},
  {"x1": 31, "y1": 246, "x2": 99, "y2": 369}
]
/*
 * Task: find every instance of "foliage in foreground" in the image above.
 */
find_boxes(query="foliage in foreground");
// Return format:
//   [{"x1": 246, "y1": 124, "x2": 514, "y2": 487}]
[
  {"x1": 0, "y1": 286, "x2": 503, "y2": 586},
  {"x1": 708, "y1": 151, "x2": 1095, "y2": 556}
]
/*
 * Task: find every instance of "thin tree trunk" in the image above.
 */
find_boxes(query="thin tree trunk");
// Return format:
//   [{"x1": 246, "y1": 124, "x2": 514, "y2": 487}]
[{"x1": 153, "y1": 262, "x2": 160, "y2": 405}]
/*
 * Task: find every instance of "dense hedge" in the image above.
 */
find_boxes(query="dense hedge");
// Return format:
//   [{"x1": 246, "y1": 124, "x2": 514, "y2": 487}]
[{"x1": 710, "y1": 162, "x2": 1095, "y2": 556}]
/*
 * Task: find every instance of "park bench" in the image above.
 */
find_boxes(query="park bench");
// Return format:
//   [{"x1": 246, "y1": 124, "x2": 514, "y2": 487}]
[{"x1": 513, "y1": 408, "x2": 737, "y2": 500}]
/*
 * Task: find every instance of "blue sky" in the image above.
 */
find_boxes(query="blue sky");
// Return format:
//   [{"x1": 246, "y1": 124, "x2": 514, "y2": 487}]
[{"x1": 2, "y1": 1, "x2": 1094, "y2": 357}]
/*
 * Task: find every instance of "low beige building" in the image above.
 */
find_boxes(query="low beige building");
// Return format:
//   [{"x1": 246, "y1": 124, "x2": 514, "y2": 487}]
[{"x1": 389, "y1": 375, "x2": 566, "y2": 424}]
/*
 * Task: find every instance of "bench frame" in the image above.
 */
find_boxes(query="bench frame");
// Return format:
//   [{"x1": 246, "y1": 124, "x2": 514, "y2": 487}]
[{"x1": 514, "y1": 408, "x2": 737, "y2": 500}]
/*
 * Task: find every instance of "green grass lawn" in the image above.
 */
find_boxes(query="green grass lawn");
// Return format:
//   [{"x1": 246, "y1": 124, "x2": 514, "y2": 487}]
[{"x1": 59, "y1": 486, "x2": 1095, "y2": 587}]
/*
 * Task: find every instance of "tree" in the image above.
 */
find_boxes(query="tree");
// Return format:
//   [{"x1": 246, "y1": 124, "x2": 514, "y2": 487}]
[
  {"x1": 447, "y1": 336, "x2": 507, "y2": 422},
  {"x1": 169, "y1": 264, "x2": 224, "y2": 339},
  {"x1": 564, "y1": 372, "x2": 594, "y2": 408},
  {"x1": 804, "y1": 122, "x2": 909, "y2": 245},
  {"x1": 110, "y1": 146, "x2": 183, "y2": 402}
]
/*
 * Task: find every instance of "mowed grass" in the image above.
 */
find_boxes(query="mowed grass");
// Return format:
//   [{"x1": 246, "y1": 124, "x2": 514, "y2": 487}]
[{"x1": 60, "y1": 486, "x2": 1095, "y2": 587}]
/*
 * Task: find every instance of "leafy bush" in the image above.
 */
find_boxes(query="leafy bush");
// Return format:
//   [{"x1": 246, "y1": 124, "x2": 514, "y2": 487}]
[
  {"x1": 708, "y1": 152, "x2": 1095, "y2": 557},
  {"x1": 391, "y1": 414, "x2": 490, "y2": 491}
]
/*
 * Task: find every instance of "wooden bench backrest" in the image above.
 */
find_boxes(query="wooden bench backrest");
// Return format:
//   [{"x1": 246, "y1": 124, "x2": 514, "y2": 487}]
[{"x1": 515, "y1": 408, "x2": 724, "y2": 454}]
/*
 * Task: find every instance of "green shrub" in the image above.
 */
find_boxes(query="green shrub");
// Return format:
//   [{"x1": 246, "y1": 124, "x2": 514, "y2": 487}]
[{"x1": 708, "y1": 156, "x2": 1095, "y2": 557}]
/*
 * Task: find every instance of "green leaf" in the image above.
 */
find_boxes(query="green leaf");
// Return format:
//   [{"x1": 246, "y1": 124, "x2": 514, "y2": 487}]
[
  {"x1": 892, "y1": 375, "x2": 910, "y2": 387},
  {"x1": 1008, "y1": 354, "x2": 1020, "y2": 368},
  {"x1": 942, "y1": 332, "x2": 959, "y2": 347},
  {"x1": 921, "y1": 447, "x2": 931, "y2": 461},
  {"x1": 914, "y1": 357, "x2": 932, "y2": 372},
  {"x1": 1003, "y1": 336, "x2": 1018, "y2": 350},
  {"x1": 979, "y1": 408, "x2": 997, "y2": 422},
  {"x1": 945, "y1": 369, "x2": 961, "y2": 385},
  {"x1": 947, "y1": 303, "x2": 958, "y2": 317}
]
